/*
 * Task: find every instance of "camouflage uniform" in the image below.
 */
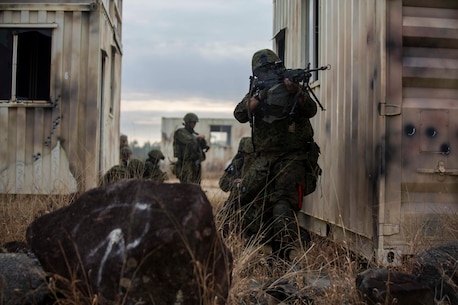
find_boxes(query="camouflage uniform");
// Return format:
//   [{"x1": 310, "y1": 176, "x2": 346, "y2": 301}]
[
  {"x1": 173, "y1": 113, "x2": 208, "y2": 184},
  {"x1": 101, "y1": 146, "x2": 132, "y2": 186},
  {"x1": 119, "y1": 146, "x2": 132, "y2": 167},
  {"x1": 127, "y1": 158, "x2": 145, "y2": 179},
  {"x1": 233, "y1": 49, "x2": 318, "y2": 260},
  {"x1": 143, "y1": 149, "x2": 168, "y2": 182},
  {"x1": 219, "y1": 137, "x2": 254, "y2": 193},
  {"x1": 119, "y1": 134, "x2": 130, "y2": 164},
  {"x1": 120, "y1": 134, "x2": 129, "y2": 150},
  {"x1": 218, "y1": 137, "x2": 255, "y2": 236},
  {"x1": 100, "y1": 165, "x2": 129, "y2": 186}
]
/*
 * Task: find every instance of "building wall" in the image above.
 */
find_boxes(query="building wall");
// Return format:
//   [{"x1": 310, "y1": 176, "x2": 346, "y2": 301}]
[
  {"x1": 0, "y1": 1, "x2": 122, "y2": 194},
  {"x1": 274, "y1": 0, "x2": 383, "y2": 244},
  {"x1": 274, "y1": 0, "x2": 458, "y2": 263},
  {"x1": 383, "y1": 0, "x2": 458, "y2": 257},
  {"x1": 273, "y1": 0, "x2": 308, "y2": 68}
]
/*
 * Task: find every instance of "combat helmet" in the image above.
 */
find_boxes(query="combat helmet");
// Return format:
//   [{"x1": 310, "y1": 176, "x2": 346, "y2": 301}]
[
  {"x1": 148, "y1": 149, "x2": 165, "y2": 161},
  {"x1": 183, "y1": 112, "x2": 199, "y2": 123},
  {"x1": 120, "y1": 146, "x2": 132, "y2": 156},
  {"x1": 251, "y1": 49, "x2": 281, "y2": 74}
]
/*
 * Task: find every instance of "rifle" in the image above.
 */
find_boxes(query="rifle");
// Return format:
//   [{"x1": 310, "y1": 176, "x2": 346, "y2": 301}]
[
  {"x1": 249, "y1": 62, "x2": 331, "y2": 111},
  {"x1": 193, "y1": 132, "x2": 210, "y2": 152}
]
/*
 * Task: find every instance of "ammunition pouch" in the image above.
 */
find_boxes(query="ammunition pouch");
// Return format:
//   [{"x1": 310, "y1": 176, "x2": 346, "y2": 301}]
[{"x1": 304, "y1": 141, "x2": 321, "y2": 195}]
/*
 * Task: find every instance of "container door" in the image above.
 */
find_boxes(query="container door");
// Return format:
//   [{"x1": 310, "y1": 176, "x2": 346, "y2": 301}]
[{"x1": 383, "y1": 0, "x2": 458, "y2": 262}]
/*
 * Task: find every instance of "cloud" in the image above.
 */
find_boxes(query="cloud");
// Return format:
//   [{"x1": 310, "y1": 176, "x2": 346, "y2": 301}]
[
  {"x1": 120, "y1": 0, "x2": 272, "y2": 144},
  {"x1": 122, "y1": 97, "x2": 236, "y2": 113},
  {"x1": 120, "y1": 98, "x2": 237, "y2": 145}
]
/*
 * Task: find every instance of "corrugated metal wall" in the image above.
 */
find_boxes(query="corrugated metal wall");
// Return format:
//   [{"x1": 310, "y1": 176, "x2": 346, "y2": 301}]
[
  {"x1": 274, "y1": 0, "x2": 457, "y2": 262},
  {"x1": 384, "y1": 0, "x2": 458, "y2": 253},
  {"x1": 0, "y1": 2, "x2": 122, "y2": 194},
  {"x1": 298, "y1": 0, "x2": 382, "y2": 241},
  {"x1": 273, "y1": 0, "x2": 307, "y2": 68},
  {"x1": 273, "y1": 0, "x2": 383, "y2": 257}
]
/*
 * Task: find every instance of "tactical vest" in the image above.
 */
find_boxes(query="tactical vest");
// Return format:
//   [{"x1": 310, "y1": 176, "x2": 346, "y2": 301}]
[{"x1": 259, "y1": 83, "x2": 296, "y2": 123}]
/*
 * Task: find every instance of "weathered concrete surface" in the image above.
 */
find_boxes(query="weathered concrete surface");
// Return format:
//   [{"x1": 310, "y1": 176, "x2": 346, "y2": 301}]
[{"x1": 26, "y1": 179, "x2": 232, "y2": 305}]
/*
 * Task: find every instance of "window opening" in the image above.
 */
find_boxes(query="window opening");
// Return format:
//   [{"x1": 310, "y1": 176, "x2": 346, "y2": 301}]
[
  {"x1": 0, "y1": 29, "x2": 51, "y2": 102},
  {"x1": 110, "y1": 46, "x2": 117, "y2": 114},
  {"x1": 308, "y1": 0, "x2": 320, "y2": 81},
  {"x1": 0, "y1": 29, "x2": 13, "y2": 100},
  {"x1": 275, "y1": 28, "x2": 286, "y2": 63},
  {"x1": 210, "y1": 125, "x2": 231, "y2": 146}
]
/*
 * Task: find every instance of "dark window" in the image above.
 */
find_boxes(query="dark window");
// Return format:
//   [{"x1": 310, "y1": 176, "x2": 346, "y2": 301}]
[
  {"x1": 110, "y1": 46, "x2": 117, "y2": 114},
  {"x1": 308, "y1": 0, "x2": 320, "y2": 81},
  {"x1": 0, "y1": 29, "x2": 13, "y2": 100},
  {"x1": 275, "y1": 28, "x2": 286, "y2": 63},
  {"x1": 210, "y1": 125, "x2": 231, "y2": 146},
  {"x1": 0, "y1": 29, "x2": 51, "y2": 101}
]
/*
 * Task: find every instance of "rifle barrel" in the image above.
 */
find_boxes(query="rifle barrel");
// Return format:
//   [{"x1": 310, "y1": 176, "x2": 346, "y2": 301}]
[{"x1": 307, "y1": 64, "x2": 331, "y2": 72}]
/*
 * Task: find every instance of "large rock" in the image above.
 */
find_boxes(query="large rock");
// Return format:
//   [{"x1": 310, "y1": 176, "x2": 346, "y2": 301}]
[
  {"x1": 0, "y1": 253, "x2": 51, "y2": 305},
  {"x1": 26, "y1": 179, "x2": 232, "y2": 305},
  {"x1": 414, "y1": 242, "x2": 458, "y2": 305},
  {"x1": 356, "y1": 268, "x2": 434, "y2": 305}
]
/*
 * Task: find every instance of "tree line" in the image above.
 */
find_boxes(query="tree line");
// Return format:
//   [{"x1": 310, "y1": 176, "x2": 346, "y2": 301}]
[{"x1": 130, "y1": 140, "x2": 162, "y2": 161}]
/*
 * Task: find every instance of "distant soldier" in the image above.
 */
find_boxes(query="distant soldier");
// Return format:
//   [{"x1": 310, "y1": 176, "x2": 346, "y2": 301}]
[
  {"x1": 120, "y1": 134, "x2": 132, "y2": 165},
  {"x1": 172, "y1": 113, "x2": 209, "y2": 184},
  {"x1": 144, "y1": 149, "x2": 168, "y2": 182},
  {"x1": 101, "y1": 145, "x2": 132, "y2": 186},
  {"x1": 120, "y1": 134, "x2": 129, "y2": 149},
  {"x1": 100, "y1": 165, "x2": 129, "y2": 186},
  {"x1": 120, "y1": 146, "x2": 132, "y2": 167},
  {"x1": 127, "y1": 158, "x2": 145, "y2": 179}
]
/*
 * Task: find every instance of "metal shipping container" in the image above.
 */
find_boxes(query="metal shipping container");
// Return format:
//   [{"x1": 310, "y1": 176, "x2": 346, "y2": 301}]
[
  {"x1": 273, "y1": 0, "x2": 458, "y2": 264},
  {"x1": 0, "y1": 0, "x2": 123, "y2": 194}
]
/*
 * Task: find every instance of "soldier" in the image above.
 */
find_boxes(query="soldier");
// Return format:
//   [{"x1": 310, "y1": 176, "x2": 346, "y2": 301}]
[
  {"x1": 144, "y1": 149, "x2": 168, "y2": 182},
  {"x1": 219, "y1": 137, "x2": 254, "y2": 193},
  {"x1": 218, "y1": 137, "x2": 255, "y2": 237},
  {"x1": 127, "y1": 158, "x2": 145, "y2": 179},
  {"x1": 172, "y1": 113, "x2": 209, "y2": 184},
  {"x1": 100, "y1": 165, "x2": 129, "y2": 186},
  {"x1": 120, "y1": 134, "x2": 130, "y2": 163},
  {"x1": 119, "y1": 145, "x2": 145, "y2": 179},
  {"x1": 233, "y1": 49, "x2": 319, "y2": 261},
  {"x1": 120, "y1": 145, "x2": 132, "y2": 168},
  {"x1": 101, "y1": 145, "x2": 132, "y2": 186},
  {"x1": 120, "y1": 134, "x2": 129, "y2": 149}
]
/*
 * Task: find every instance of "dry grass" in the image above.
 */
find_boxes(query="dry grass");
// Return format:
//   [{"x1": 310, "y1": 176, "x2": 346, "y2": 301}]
[
  {"x1": 211, "y1": 193, "x2": 367, "y2": 305},
  {"x1": 0, "y1": 194, "x2": 76, "y2": 244},
  {"x1": 1, "y1": 179, "x2": 456, "y2": 304}
]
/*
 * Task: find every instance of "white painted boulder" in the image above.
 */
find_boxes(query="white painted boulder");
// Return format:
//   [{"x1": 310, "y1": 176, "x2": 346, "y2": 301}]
[{"x1": 26, "y1": 179, "x2": 232, "y2": 305}]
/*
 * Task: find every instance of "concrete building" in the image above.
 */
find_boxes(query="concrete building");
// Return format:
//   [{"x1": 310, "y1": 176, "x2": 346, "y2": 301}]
[
  {"x1": 0, "y1": 0, "x2": 123, "y2": 194},
  {"x1": 161, "y1": 117, "x2": 251, "y2": 175}
]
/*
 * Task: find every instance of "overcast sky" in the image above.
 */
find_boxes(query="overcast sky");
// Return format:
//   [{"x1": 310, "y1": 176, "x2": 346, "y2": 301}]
[{"x1": 120, "y1": 0, "x2": 273, "y2": 145}]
